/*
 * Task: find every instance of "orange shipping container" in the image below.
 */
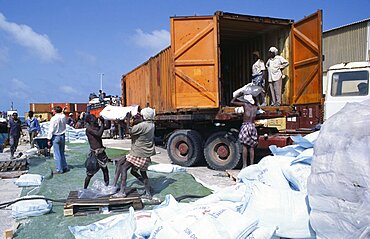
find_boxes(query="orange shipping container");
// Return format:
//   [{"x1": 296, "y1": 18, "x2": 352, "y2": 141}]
[
  {"x1": 122, "y1": 11, "x2": 322, "y2": 113},
  {"x1": 71, "y1": 103, "x2": 87, "y2": 113},
  {"x1": 29, "y1": 103, "x2": 51, "y2": 113}
]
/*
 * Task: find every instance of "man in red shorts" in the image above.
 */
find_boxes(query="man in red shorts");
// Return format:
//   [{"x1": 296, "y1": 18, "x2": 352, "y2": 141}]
[{"x1": 231, "y1": 93, "x2": 259, "y2": 168}]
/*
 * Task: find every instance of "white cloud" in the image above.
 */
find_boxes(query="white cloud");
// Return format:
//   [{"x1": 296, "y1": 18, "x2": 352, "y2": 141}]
[
  {"x1": 76, "y1": 50, "x2": 97, "y2": 65},
  {"x1": 132, "y1": 29, "x2": 170, "y2": 52},
  {"x1": 0, "y1": 46, "x2": 9, "y2": 66},
  {"x1": 0, "y1": 13, "x2": 60, "y2": 62},
  {"x1": 60, "y1": 85, "x2": 78, "y2": 95}
]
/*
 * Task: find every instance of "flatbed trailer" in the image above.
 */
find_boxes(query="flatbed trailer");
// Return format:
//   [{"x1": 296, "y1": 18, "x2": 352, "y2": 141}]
[{"x1": 122, "y1": 10, "x2": 323, "y2": 170}]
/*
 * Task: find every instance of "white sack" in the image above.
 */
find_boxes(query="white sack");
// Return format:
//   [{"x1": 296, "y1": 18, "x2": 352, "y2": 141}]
[
  {"x1": 307, "y1": 101, "x2": 370, "y2": 238},
  {"x1": 15, "y1": 174, "x2": 43, "y2": 187},
  {"x1": 149, "y1": 220, "x2": 179, "y2": 239},
  {"x1": 11, "y1": 195, "x2": 52, "y2": 219},
  {"x1": 99, "y1": 105, "x2": 138, "y2": 120},
  {"x1": 245, "y1": 226, "x2": 278, "y2": 239},
  {"x1": 69, "y1": 207, "x2": 135, "y2": 239},
  {"x1": 242, "y1": 182, "x2": 315, "y2": 238},
  {"x1": 134, "y1": 211, "x2": 156, "y2": 238},
  {"x1": 238, "y1": 156, "x2": 294, "y2": 190},
  {"x1": 282, "y1": 163, "x2": 311, "y2": 191}
]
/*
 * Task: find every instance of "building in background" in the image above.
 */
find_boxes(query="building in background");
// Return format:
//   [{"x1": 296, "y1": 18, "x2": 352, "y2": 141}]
[{"x1": 323, "y1": 18, "x2": 370, "y2": 93}]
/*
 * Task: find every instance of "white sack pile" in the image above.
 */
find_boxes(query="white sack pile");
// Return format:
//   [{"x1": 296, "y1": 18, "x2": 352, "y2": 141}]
[
  {"x1": 307, "y1": 101, "x2": 370, "y2": 239},
  {"x1": 39, "y1": 122, "x2": 87, "y2": 142},
  {"x1": 69, "y1": 101, "x2": 370, "y2": 239}
]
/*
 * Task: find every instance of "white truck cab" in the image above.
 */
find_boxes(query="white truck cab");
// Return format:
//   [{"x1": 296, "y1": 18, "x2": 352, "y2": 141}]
[{"x1": 324, "y1": 62, "x2": 370, "y2": 121}]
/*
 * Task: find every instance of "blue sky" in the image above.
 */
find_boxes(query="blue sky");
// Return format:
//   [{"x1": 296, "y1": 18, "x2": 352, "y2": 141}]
[{"x1": 0, "y1": 0, "x2": 369, "y2": 115}]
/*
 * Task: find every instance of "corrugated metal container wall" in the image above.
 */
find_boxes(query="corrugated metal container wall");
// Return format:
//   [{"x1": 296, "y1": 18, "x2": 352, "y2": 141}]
[
  {"x1": 50, "y1": 103, "x2": 73, "y2": 113},
  {"x1": 29, "y1": 103, "x2": 50, "y2": 113},
  {"x1": 71, "y1": 103, "x2": 87, "y2": 113},
  {"x1": 122, "y1": 47, "x2": 172, "y2": 113},
  {"x1": 323, "y1": 21, "x2": 369, "y2": 72}
]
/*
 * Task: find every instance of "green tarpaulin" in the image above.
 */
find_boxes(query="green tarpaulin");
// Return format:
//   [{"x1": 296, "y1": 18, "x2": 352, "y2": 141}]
[{"x1": 14, "y1": 143, "x2": 211, "y2": 239}]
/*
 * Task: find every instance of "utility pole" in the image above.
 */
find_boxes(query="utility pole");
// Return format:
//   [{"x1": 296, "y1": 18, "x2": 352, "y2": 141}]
[{"x1": 99, "y1": 73, "x2": 104, "y2": 91}]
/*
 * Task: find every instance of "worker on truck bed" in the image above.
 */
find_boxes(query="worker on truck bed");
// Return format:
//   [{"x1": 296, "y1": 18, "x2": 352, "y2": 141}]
[
  {"x1": 266, "y1": 46, "x2": 289, "y2": 106},
  {"x1": 231, "y1": 93, "x2": 259, "y2": 168},
  {"x1": 251, "y1": 51, "x2": 266, "y2": 106}
]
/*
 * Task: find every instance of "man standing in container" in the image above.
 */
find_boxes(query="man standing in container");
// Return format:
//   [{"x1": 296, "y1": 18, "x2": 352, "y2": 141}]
[
  {"x1": 251, "y1": 51, "x2": 266, "y2": 106},
  {"x1": 47, "y1": 106, "x2": 68, "y2": 174},
  {"x1": 26, "y1": 110, "x2": 41, "y2": 148},
  {"x1": 8, "y1": 112, "x2": 22, "y2": 159},
  {"x1": 231, "y1": 93, "x2": 259, "y2": 168},
  {"x1": 266, "y1": 46, "x2": 289, "y2": 106}
]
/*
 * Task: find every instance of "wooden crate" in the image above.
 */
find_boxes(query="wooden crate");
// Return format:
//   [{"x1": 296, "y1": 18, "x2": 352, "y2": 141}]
[{"x1": 64, "y1": 190, "x2": 143, "y2": 216}]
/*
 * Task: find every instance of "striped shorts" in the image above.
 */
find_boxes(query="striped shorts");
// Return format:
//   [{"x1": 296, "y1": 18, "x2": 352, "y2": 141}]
[
  {"x1": 126, "y1": 154, "x2": 151, "y2": 171},
  {"x1": 239, "y1": 122, "x2": 258, "y2": 147}
]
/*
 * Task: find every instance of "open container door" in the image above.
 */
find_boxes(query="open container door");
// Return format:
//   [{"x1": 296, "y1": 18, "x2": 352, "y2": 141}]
[
  {"x1": 291, "y1": 10, "x2": 323, "y2": 105},
  {"x1": 170, "y1": 16, "x2": 219, "y2": 109}
]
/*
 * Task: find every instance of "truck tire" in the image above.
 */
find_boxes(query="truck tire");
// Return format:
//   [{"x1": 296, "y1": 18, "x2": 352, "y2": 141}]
[
  {"x1": 204, "y1": 131, "x2": 241, "y2": 170},
  {"x1": 167, "y1": 130, "x2": 203, "y2": 167}
]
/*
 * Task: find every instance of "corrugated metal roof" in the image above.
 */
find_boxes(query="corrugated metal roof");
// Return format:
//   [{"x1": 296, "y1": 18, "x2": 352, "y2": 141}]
[{"x1": 324, "y1": 18, "x2": 370, "y2": 33}]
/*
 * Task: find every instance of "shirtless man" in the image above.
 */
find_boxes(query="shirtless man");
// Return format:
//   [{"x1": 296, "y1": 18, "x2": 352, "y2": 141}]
[
  {"x1": 84, "y1": 114, "x2": 110, "y2": 189},
  {"x1": 231, "y1": 93, "x2": 259, "y2": 168}
]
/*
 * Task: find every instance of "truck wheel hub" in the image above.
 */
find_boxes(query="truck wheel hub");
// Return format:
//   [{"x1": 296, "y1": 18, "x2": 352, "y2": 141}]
[
  {"x1": 216, "y1": 144, "x2": 229, "y2": 159},
  {"x1": 178, "y1": 142, "x2": 189, "y2": 155}
]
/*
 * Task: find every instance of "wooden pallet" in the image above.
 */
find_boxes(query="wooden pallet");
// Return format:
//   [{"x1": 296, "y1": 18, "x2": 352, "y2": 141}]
[
  {"x1": 0, "y1": 159, "x2": 28, "y2": 172},
  {"x1": 64, "y1": 190, "x2": 143, "y2": 216}
]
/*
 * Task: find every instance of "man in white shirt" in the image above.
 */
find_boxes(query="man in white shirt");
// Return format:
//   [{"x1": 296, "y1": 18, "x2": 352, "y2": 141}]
[
  {"x1": 266, "y1": 46, "x2": 289, "y2": 106},
  {"x1": 47, "y1": 106, "x2": 68, "y2": 174},
  {"x1": 251, "y1": 51, "x2": 266, "y2": 105}
]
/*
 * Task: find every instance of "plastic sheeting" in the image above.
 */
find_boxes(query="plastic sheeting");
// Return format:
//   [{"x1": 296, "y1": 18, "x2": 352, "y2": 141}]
[
  {"x1": 307, "y1": 101, "x2": 370, "y2": 239},
  {"x1": 39, "y1": 122, "x2": 87, "y2": 142}
]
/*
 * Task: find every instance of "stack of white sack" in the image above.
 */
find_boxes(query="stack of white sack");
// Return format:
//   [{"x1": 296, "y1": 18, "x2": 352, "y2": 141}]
[
  {"x1": 307, "y1": 100, "x2": 370, "y2": 239},
  {"x1": 69, "y1": 131, "x2": 320, "y2": 239},
  {"x1": 39, "y1": 122, "x2": 87, "y2": 143},
  {"x1": 234, "y1": 130, "x2": 320, "y2": 238}
]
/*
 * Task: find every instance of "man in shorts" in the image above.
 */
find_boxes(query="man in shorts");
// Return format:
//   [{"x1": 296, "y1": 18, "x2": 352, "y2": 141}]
[
  {"x1": 112, "y1": 108, "x2": 155, "y2": 199},
  {"x1": 231, "y1": 93, "x2": 259, "y2": 168},
  {"x1": 84, "y1": 114, "x2": 110, "y2": 189}
]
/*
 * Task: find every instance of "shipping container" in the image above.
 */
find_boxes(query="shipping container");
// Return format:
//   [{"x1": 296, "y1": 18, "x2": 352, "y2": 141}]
[
  {"x1": 71, "y1": 103, "x2": 87, "y2": 113},
  {"x1": 122, "y1": 10, "x2": 323, "y2": 170},
  {"x1": 29, "y1": 103, "x2": 51, "y2": 113},
  {"x1": 123, "y1": 11, "x2": 322, "y2": 112},
  {"x1": 25, "y1": 112, "x2": 51, "y2": 122}
]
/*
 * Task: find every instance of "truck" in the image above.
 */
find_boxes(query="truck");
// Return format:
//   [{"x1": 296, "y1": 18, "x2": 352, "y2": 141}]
[{"x1": 121, "y1": 10, "x2": 369, "y2": 170}]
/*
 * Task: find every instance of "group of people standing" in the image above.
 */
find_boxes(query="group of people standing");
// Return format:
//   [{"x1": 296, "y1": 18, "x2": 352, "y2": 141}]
[
  {"x1": 7, "y1": 110, "x2": 42, "y2": 159},
  {"x1": 231, "y1": 46, "x2": 289, "y2": 169}
]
